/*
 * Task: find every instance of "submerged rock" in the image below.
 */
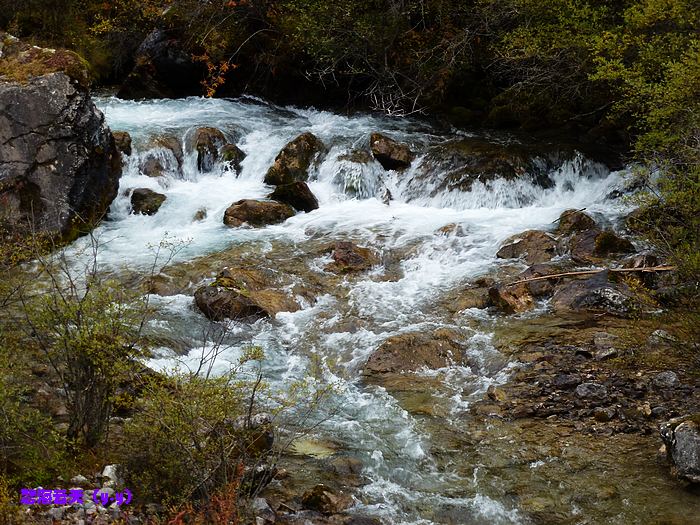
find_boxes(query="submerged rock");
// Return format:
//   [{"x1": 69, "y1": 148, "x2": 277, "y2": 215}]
[
  {"x1": 454, "y1": 286, "x2": 492, "y2": 310},
  {"x1": 515, "y1": 263, "x2": 564, "y2": 297},
  {"x1": 364, "y1": 329, "x2": 464, "y2": 377},
  {"x1": 264, "y1": 132, "x2": 326, "y2": 185},
  {"x1": 325, "y1": 242, "x2": 379, "y2": 273},
  {"x1": 660, "y1": 415, "x2": 700, "y2": 484},
  {"x1": 113, "y1": 131, "x2": 132, "y2": 156},
  {"x1": 194, "y1": 268, "x2": 299, "y2": 321},
  {"x1": 130, "y1": 188, "x2": 166, "y2": 215},
  {"x1": 496, "y1": 230, "x2": 559, "y2": 265},
  {"x1": 223, "y1": 199, "x2": 295, "y2": 228},
  {"x1": 0, "y1": 71, "x2": 121, "y2": 241},
  {"x1": 269, "y1": 181, "x2": 319, "y2": 212},
  {"x1": 370, "y1": 132, "x2": 414, "y2": 171}
]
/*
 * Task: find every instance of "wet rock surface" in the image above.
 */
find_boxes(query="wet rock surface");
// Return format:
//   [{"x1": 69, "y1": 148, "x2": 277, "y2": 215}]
[
  {"x1": 224, "y1": 199, "x2": 296, "y2": 227},
  {"x1": 130, "y1": 188, "x2": 166, "y2": 215},
  {"x1": 112, "y1": 131, "x2": 132, "y2": 156},
  {"x1": 369, "y1": 132, "x2": 414, "y2": 171},
  {"x1": 194, "y1": 267, "x2": 300, "y2": 321},
  {"x1": 325, "y1": 242, "x2": 379, "y2": 273},
  {"x1": 221, "y1": 143, "x2": 246, "y2": 173},
  {"x1": 496, "y1": 230, "x2": 559, "y2": 264},
  {"x1": 269, "y1": 181, "x2": 319, "y2": 212},
  {"x1": 186, "y1": 126, "x2": 227, "y2": 172},
  {"x1": 660, "y1": 415, "x2": 700, "y2": 484},
  {"x1": 265, "y1": 132, "x2": 326, "y2": 185},
  {"x1": 551, "y1": 270, "x2": 635, "y2": 315},
  {"x1": 363, "y1": 329, "x2": 465, "y2": 379}
]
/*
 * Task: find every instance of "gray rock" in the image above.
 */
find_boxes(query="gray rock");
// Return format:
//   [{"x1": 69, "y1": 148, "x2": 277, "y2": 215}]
[
  {"x1": 70, "y1": 474, "x2": 89, "y2": 486},
  {"x1": 0, "y1": 73, "x2": 121, "y2": 241},
  {"x1": 552, "y1": 271, "x2": 634, "y2": 316},
  {"x1": 660, "y1": 415, "x2": 700, "y2": 483},
  {"x1": 575, "y1": 382, "x2": 608, "y2": 400},
  {"x1": 552, "y1": 374, "x2": 582, "y2": 389},
  {"x1": 252, "y1": 497, "x2": 275, "y2": 522},
  {"x1": 48, "y1": 507, "x2": 66, "y2": 520},
  {"x1": 652, "y1": 371, "x2": 680, "y2": 389},
  {"x1": 101, "y1": 464, "x2": 123, "y2": 485},
  {"x1": 648, "y1": 329, "x2": 677, "y2": 346}
]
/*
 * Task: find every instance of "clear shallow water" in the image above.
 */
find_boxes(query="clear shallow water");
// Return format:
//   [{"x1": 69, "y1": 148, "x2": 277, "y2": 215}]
[{"x1": 84, "y1": 96, "x2": 634, "y2": 524}]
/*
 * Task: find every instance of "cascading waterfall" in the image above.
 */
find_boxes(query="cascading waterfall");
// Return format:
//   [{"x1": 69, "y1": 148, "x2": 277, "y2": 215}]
[{"x1": 77, "y1": 95, "x2": 633, "y2": 524}]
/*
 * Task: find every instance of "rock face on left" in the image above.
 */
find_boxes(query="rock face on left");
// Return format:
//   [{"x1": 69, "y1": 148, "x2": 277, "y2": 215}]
[{"x1": 0, "y1": 46, "x2": 121, "y2": 241}]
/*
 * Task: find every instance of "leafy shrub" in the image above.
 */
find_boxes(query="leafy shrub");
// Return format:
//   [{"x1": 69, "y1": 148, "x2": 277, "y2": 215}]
[{"x1": 121, "y1": 346, "x2": 274, "y2": 507}]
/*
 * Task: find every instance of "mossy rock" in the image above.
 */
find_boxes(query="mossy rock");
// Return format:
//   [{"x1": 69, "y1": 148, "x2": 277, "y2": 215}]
[{"x1": 0, "y1": 33, "x2": 90, "y2": 87}]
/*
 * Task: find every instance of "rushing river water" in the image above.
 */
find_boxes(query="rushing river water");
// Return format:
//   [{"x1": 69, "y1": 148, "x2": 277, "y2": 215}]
[{"x1": 79, "y1": 96, "x2": 642, "y2": 524}]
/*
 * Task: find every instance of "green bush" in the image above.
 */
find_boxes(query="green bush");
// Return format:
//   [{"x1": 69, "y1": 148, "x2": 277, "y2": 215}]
[{"x1": 121, "y1": 346, "x2": 274, "y2": 507}]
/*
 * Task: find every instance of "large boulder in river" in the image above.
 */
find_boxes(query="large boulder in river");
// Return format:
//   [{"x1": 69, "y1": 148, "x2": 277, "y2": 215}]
[
  {"x1": 364, "y1": 329, "x2": 465, "y2": 378},
  {"x1": 0, "y1": 70, "x2": 121, "y2": 241},
  {"x1": 117, "y1": 29, "x2": 204, "y2": 100},
  {"x1": 370, "y1": 132, "x2": 414, "y2": 171},
  {"x1": 264, "y1": 132, "x2": 326, "y2": 185},
  {"x1": 269, "y1": 181, "x2": 319, "y2": 212},
  {"x1": 131, "y1": 188, "x2": 166, "y2": 215},
  {"x1": 413, "y1": 137, "x2": 568, "y2": 194},
  {"x1": 496, "y1": 230, "x2": 559, "y2": 265},
  {"x1": 194, "y1": 268, "x2": 299, "y2": 321},
  {"x1": 660, "y1": 415, "x2": 700, "y2": 484},
  {"x1": 186, "y1": 127, "x2": 226, "y2": 172},
  {"x1": 224, "y1": 199, "x2": 295, "y2": 228}
]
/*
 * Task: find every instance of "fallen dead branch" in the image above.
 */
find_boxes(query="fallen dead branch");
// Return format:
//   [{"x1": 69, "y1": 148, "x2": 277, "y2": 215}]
[{"x1": 505, "y1": 265, "x2": 676, "y2": 286}]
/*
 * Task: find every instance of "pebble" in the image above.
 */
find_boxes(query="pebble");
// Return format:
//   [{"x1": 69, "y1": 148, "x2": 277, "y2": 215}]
[
  {"x1": 575, "y1": 382, "x2": 608, "y2": 400},
  {"x1": 70, "y1": 475, "x2": 89, "y2": 486}
]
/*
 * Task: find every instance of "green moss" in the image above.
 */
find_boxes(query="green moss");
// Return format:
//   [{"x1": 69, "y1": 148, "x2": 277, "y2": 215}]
[{"x1": 0, "y1": 46, "x2": 90, "y2": 86}]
